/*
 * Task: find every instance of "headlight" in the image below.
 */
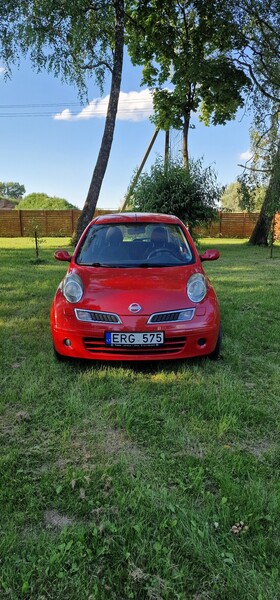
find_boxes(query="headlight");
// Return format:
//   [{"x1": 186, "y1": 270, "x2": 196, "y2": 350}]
[
  {"x1": 187, "y1": 273, "x2": 207, "y2": 303},
  {"x1": 62, "y1": 273, "x2": 83, "y2": 303}
]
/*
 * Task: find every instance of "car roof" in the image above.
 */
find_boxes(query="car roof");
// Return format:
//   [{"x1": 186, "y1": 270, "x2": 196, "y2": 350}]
[{"x1": 92, "y1": 212, "x2": 182, "y2": 225}]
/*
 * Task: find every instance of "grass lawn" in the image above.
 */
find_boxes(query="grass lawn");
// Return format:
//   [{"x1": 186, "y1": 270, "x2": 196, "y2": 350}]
[{"x1": 1, "y1": 236, "x2": 280, "y2": 600}]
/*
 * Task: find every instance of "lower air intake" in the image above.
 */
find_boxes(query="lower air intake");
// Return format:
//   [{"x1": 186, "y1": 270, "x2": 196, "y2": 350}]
[{"x1": 83, "y1": 335, "x2": 186, "y2": 355}]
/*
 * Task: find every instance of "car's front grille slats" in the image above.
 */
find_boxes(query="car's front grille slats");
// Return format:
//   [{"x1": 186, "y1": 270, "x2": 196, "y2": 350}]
[
  {"x1": 83, "y1": 336, "x2": 186, "y2": 355},
  {"x1": 75, "y1": 309, "x2": 121, "y2": 323},
  {"x1": 148, "y1": 308, "x2": 194, "y2": 323},
  {"x1": 90, "y1": 312, "x2": 119, "y2": 323},
  {"x1": 149, "y1": 311, "x2": 180, "y2": 322}
]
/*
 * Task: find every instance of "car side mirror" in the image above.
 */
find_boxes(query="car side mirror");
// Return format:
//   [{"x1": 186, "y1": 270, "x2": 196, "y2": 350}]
[
  {"x1": 200, "y1": 249, "x2": 220, "y2": 262},
  {"x1": 54, "y1": 250, "x2": 72, "y2": 262}
]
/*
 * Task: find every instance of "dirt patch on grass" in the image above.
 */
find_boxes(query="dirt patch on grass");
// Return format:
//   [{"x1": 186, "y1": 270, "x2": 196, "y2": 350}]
[
  {"x1": 243, "y1": 440, "x2": 275, "y2": 458},
  {"x1": 69, "y1": 423, "x2": 147, "y2": 474},
  {"x1": 102, "y1": 427, "x2": 145, "y2": 462},
  {"x1": 174, "y1": 443, "x2": 206, "y2": 459},
  {"x1": 44, "y1": 509, "x2": 75, "y2": 529}
]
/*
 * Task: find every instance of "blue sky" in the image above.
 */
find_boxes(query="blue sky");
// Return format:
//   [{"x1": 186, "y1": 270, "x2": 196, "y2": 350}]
[{"x1": 0, "y1": 52, "x2": 252, "y2": 210}]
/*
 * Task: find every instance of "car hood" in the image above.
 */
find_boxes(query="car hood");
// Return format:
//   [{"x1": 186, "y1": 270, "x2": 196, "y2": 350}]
[{"x1": 70, "y1": 264, "x2": 204, "y2": 315}]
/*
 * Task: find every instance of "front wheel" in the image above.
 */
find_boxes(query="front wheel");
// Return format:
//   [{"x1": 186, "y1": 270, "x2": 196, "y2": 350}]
[{"x1": 208, "y1": 326, "x2": 222, "y2": 360}]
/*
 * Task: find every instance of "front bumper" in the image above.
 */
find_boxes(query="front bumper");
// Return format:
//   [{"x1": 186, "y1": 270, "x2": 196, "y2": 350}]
[{"x1": 51, "y1": 301, "x2": 220, "y2": 361}]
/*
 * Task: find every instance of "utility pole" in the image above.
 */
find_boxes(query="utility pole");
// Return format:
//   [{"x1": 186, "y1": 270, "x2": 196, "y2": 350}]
[
  {"x1": 164, "y1": 130, "x2": 170, "y2": 166},
  {"x1": 120, "y1": 129, "x2": 159, "y2": 211}
]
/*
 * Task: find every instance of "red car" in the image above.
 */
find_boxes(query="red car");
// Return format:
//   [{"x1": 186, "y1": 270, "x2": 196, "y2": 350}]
[{"x1": 51, "y1": 213, "x2": 221, "y2": 361}]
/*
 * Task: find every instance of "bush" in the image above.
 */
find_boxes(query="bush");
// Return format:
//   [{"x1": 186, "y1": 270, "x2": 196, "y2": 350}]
[
  {"x1": 17, "y1": 193, "x2": 78, "y2": 210},
  {"x1": 131, "y1": 157, "x2": 221, "y2": 232}
]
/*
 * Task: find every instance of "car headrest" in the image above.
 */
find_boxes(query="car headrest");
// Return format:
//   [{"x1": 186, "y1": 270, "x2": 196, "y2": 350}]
[
  {"x1": 105, "y1": 227, "x2": 123, "y2": 245},
  {"x1": 151, "y1": 226, "x2": 168, "y2": 245}
]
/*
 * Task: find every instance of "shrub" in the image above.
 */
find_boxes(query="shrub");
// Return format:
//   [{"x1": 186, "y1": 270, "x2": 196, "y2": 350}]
[
  {"x1": 17, "y1": 193, "x2": 78, "y2": 210},
  {"x1": 131, "y1": 157, "x2": 220, "y2": 232}
]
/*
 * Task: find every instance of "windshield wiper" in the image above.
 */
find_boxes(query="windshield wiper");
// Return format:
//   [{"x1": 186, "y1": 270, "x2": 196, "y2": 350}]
[
  {"x1": 92, "y1": 262, "x2": 132, "y2": 268},
  {"x1": 145, "y1": 263, "x2": 176, "y2": 267},
  {"x1": 90, "y1": 262, "x2": 115, "y2": 267}
]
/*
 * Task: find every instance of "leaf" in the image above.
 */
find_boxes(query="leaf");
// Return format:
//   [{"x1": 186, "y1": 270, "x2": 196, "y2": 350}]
[
  {"x1": 22, "y1": 581, "x2": 29, "y2": 594},
  {"x1": 153, "y1": 541, "x2": 162, "y2": 552}
]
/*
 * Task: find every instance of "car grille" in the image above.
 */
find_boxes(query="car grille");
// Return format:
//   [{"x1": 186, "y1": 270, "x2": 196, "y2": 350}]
[
  {"x1": 75, "y1": 309, "x2": 121, "y2": 323},
  {"x1": 83, "y1": 335, "x2": 187, "y2": 355},
  {"x1": 148, "y1": 309, "x2": 194, "y2": 323},
  {"x1": 148, "y1": 311, "x2": 180, "y2": 322}
]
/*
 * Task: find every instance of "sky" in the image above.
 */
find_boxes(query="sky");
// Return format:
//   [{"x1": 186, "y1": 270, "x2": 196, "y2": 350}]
[{"x1": 0, "y1": 52, "x2": 253, "y2": 210}]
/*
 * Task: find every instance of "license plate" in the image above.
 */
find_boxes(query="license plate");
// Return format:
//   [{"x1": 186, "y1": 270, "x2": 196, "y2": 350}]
[{"x1": 105, "y1": 332, "x2": 164, "y2": 346}]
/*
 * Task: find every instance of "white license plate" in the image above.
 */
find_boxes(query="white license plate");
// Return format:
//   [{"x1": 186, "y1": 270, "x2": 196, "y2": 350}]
[{"x1": 105, "y1": 332, "x2": 164, "y2": 346}]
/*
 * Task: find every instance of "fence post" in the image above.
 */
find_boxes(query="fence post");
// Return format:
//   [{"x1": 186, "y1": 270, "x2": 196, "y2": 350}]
[
  {"x1": 71, "y1": 210, "x2": 74, "y2": 235},
  {"x1": 219, "y1": 211, "x2": 222, "y2": 236},
  {"x1": 19, "y1": 210, "x2": 23, "y2": 237},
  {"x1": 44, "y1": 211, "x2": 48, "y2": 236}
]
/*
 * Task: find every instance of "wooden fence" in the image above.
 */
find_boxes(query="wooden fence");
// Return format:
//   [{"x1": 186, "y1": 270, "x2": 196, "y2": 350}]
[
  {"x1": 0, "y1": 209, "x2": 280, "y2": 239},
  {"x1": 0, "y1": 209, "x2": 115, "y2": 238}
]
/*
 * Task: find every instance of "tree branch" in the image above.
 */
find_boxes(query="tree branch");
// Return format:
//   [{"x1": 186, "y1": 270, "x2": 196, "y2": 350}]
[
  {"x1": 238, "y1": 163, "x2": 271, "y2": 173},
  {"x1": 235, "y1": 57, "x2": 280, "y2": 102}
]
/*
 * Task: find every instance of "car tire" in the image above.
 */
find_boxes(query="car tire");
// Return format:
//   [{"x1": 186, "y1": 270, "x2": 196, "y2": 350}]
[{"x1": 208, "y1": 326, "x2": 222, "y2": 360}]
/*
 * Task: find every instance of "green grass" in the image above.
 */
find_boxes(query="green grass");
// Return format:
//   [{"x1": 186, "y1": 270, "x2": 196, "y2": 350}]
[{"x1": 1, "y1": 237, "x2": 280, "y2": 600}]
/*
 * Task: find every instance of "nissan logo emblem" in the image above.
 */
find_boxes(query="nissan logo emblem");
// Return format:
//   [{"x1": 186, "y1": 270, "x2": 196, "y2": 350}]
[{"x1": 128, "y1": 303, "x2": 142, "y2": 313}]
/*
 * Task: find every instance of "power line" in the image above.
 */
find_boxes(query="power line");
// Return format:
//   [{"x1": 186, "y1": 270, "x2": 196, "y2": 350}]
[
  {"x1": 0, "y1": 98, "x2": 153, "y2": 109},
  {"x1": 0, "y1": 111, "x2": 153, "y2": 118},
  {"x1": 0, "y1": 102, "x2": 83, "y2": 108},
  {"x1": 0, "y1": 99, "x2": 154, "y2": 118}
]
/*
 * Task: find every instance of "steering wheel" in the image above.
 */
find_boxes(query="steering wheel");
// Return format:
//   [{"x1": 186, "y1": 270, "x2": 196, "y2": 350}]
[{"x1": 147, "y1": 248, "x2": 180, "y2": 260}]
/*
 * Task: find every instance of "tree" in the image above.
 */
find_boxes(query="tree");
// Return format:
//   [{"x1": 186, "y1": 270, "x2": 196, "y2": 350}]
[
  {"x1": 127, "y1": 0, "x2": 250, "y2": 167},
  {"x1": 249, "y1": 141, "x2": 280, "y2": 245},
  {"x1": 0, "y1": 181, "x2": 25, "y2": 199},
  {"x1": 0, "y1": 0, "x2": 124, "y2": 243},
  {"x1": 223, "y1": 0, "x2": 280, "y2": 244},
  {"x1": 74, "y1": 0, "x2": 124, "y2": 243},
  {"x1": 238, "y1": 113, "x2": 280, "y2": 244},
  {"x1": 221, "y1": 181, "x2": 266, "y2": 212},
  {"x1": 220, "y1": 183, "x2": 241, "y2": 212},
  {"x1": 16, "y1": 193, "x2": 78, "y2": 210},
  {"x1": 131, "y1": 157, "x2": 220, "y2": 233}
]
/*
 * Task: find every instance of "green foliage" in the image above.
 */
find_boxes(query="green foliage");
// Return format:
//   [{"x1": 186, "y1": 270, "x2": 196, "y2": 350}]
[
  {"x1": 222, "y1": 0, "x2": 280, "y2": 243},
  {"x1": 0, "y1": 181, "x2": 25, "y2": 199},
  {"x1": 17, "y1": 193, "x2": 78, "y2": 210},
  {"x1": 221, "y1": 181, "x2": 266, "y2": 212},
  {"x1": 0, "y1": 0, "x2": 116, "y2": 98},
  {"x1": 237, "y1": 177, "x2": 266, "y2": 212},
  {"x1": 221, "y1": 183, "x2": 241, "y2": 212},
  {"x1": 131, "y1": 158, "x2": 220, "y2": 231},
  {"x1": 0, "y1": 0, "x2": 125, "y2": 242},
  {"x1": 127, "y1": 0, "x2": 250, "y2": 162}
]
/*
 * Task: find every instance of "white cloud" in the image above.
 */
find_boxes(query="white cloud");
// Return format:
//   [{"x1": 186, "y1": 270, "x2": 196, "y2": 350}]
[
  {"x1": 53, "y1": 89, "x2": 154, "y2": 122},
  {"x1": 239, "y1": 149, "x2": 253, "y2": 161},
  {"x1": 53, "y1": 108, "x2": 73, "y2": 121},
  {"x1": 0, "y1": 67, "x2": 5, "y2": 76}
]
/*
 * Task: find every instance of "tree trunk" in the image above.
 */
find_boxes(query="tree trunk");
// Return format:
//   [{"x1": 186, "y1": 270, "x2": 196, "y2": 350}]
[
  {"x1": 72, "y1": 0, "x2": 124, "y2": 245},
  {"x1": 249, "y1": 200, "x2": 272, "y2": 245},
  {"x1": 249, "y1": 141, "x2": 280, "y2": 246}
]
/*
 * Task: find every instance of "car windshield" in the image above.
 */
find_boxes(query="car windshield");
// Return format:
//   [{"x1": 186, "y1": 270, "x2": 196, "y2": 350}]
[{"x1": 76, "y1": 222, "x2": 195, "y2": 267}]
